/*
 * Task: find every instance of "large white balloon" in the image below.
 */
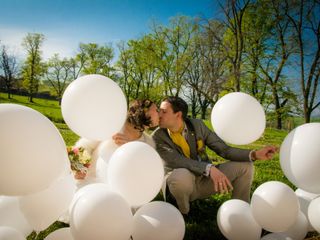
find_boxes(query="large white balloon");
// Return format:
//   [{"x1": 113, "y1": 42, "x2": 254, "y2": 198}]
[
  {"x1": 95, "y1": 157, "x2": 109, "y2": 183},
  {"x1": 260, "y1": 233, "x2": 289, "y2": 240},
  {"x1": 211, "y1": 92, "x2": 265, "y2": 145},
  {"x1": 281, "y1": 211, "x2": 308, "y2": 240},
  {"x1": 0, "y1": 226, "x2": 25, "y2": 240},
  {"x1": 0, "y1": 196, "x2": 32, "y2": 236},
  {"x1": 19, "y1": 173, "x2": 76, "y2": 231},
  {"x1": 70, "y1": 188, "x2": 133, "y2": 240},
  {"x1": 61, "y1": 74, "x2": 127, "y2": 140},
  {"x1": 108, "y1": 142, "x2": 164, "y2": 207},
  {"x1": 280, "y1": 123, "x2": 320, "y2": 193},
  {"x1": 277, "y1": 211, "x2": 308, "y2": 240},
  {"x1": 96, "y1": 139, "x2": 118, "y2": 183},
  {"x1": 44, "y1": 228, "x2": 73, "y2": 240},
  {"x1": 308, "y1": 196, "x2": 320, "y2": 233},
  {"x1": 217, "y1": 199, "x2": 261, "y2": 240},
  {"x1": 132, "y1": 201, "x2": 185, "y2": 240},
  {"x1": 0, "y1": 104, "x2": 69, "y2": 196},
  {"x1": 68, "y1": 183, "x2": 109, "y2": 215},
  {"x1": 251, "y1": 181, "x2": 299, "y2": 232},
  {"x1": 295, "y1": 188, "x2": 319, "y2": 231}
]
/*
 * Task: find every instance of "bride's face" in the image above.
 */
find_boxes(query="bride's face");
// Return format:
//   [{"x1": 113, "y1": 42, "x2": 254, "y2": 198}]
[{"x1": 146, "y1": 103, "x2": 159, "y2": 127}]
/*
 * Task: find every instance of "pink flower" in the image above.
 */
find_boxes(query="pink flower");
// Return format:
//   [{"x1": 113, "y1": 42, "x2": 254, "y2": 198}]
[{"x1": 72, "y1": 147, "x2": 79, "y2": 155}]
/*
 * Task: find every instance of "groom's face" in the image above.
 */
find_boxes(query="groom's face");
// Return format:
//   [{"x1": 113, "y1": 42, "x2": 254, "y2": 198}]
[{"x1": 159, "y1": 101, "x2": 180, "y2": 129}]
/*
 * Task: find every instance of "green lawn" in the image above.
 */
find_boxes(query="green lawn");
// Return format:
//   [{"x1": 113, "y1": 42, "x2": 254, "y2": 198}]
[
  {"x1": 1, "y1": 93, "x2": 318, "y2": 240},
  {"x1": 0, "y1": 92, "x2": 64, "y2": 123}
]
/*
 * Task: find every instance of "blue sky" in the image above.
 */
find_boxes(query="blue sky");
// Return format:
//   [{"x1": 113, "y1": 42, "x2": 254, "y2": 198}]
[{"x1": 0, "y1": 0, "x2": 218, "y2": 59}]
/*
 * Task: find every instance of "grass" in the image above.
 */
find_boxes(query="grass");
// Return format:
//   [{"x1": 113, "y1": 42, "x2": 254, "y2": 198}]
[
  {"x1": 1, "y1": 93, "x2": 319, "y2": 240},
  {"x1": 0, "y1": 92, "x2": 64, "y2": 123}
]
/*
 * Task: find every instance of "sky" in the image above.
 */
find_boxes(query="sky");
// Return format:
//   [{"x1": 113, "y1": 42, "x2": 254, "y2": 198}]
[{"x1": 0, "y1": 0, "x2": 219, "y2": 60}]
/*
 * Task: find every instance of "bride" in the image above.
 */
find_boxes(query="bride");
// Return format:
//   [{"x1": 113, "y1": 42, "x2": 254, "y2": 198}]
[{"x1": 70, "y1": 99, "x2": 159, "y2": 182}]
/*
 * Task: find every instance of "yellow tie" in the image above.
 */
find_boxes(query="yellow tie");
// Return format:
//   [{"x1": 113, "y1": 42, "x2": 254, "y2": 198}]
[{"x1": 168, "y1": 124, "x2": 190, "y2": 158}]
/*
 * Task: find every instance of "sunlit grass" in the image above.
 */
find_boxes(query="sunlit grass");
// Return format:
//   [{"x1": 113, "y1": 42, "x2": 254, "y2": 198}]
[{"x1": 0, "y1": 92, "x2": 64, "y2": 123}]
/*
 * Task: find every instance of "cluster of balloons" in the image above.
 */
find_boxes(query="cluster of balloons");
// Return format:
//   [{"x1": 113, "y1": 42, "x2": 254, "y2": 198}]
[
  {"x1": 212, "y1": 93, "x2": 320, "y2": 240},
  {"x1": 0, "y1": 74, "x2": 185, "y2": 240},
  {"x1": 0, "y1": 103, "x2": 76, "y2": 237},
  {"x1": 217, "y1": 181, "x2": 320, "y2": 240}
]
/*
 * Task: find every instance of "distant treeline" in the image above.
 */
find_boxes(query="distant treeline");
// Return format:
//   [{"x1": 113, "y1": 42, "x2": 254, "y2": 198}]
[{"x1": 0, "y1": 88, "x2": 57, "y2": 100}]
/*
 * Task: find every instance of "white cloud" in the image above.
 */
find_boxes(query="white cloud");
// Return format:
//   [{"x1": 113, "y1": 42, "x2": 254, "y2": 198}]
[
  {"x1": 0, "y1": 26, "x2": 26, "y2": 58},
  {"x1": 42, "y1": 35, "x2": 77, "y2": 60},
  {"x1": 0, "y1": 25, "x2": 78, "y2": 60}
]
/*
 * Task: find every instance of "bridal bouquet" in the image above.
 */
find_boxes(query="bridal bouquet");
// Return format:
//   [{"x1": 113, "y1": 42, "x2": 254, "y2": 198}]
[{"x1": 67, "y1": 146, "x2": 91, "y2": 179}]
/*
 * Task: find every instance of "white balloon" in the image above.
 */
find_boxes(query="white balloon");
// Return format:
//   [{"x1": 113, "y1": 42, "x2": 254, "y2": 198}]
[
  {"x1": 211, "y1": 92, "x2": 265, "y2": 145},
  {"x1": 132, "y1": 201, "x2": 185, "y2": 240},
  {"x1": 68, "y1": 183, "x2": 109, "y2": 215},
  {"x1": 98, "y1": 139, "x2": 118, "y2": 165},
  {"x1": 70, "y1": 188, "x2": 133, "y2": 240},
  {"x1": 295, "y1": 188, "x2": 319, "y2": 231},
  {"x1": 0, "y1": 104, "x2": 69, "y2": 196},
  {"x1": 0, "y1": 226, "x2": 25, "y2": 240},
  {"x1": 278, "y1": 211, "x2": 308, "y2": 240},
  {"x1": 95, "y1": 157, "x2": 109, "y2": 183},
  {"x1": 217, "y1": 199, "x2": 261, "y2": 240},
  {"x1": 308, "y1": 196, "x2": 320, "y2": 233},
  {"x1": 44, "y1": 228, "x2": 73, "y2": 240},
  {"x1": 261, "y1": 233, "x2": 291, "y2": 240},
  {"x1": 280, "y1": 123, "x2": 320, "y2": 193},
  {"x1": 96, "y1": 139, "x2": 118, "y2": 183},
  {"x1": 108, "y1": 142, "x2": 164, "y2": 207},
  {"x1": 19, "y1": 173, "x2": 76, "y2": 231},
  {"x1": 295, "y1": 188, "x2": 320, "y2": 199},
  {"x1": 0, "y1": 196, "x2": 32, "y2": 236},
  {"x1": 61, "y1": 74, "x2": 127, "y2": 140},
  {"x1": 251, "y1": 181, "x2": 299, "y2": 232}
]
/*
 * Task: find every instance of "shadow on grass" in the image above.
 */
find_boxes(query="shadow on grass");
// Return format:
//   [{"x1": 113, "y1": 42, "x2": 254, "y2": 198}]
[
  {"x1": 184, "y1": 197, "x2": 228, "y2": 240},
  {"x1": 27, "y1": 221, "x2": 69, "y2": 240}
]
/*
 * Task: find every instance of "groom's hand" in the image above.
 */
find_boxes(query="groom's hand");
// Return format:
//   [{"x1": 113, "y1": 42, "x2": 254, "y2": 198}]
[
  {"x1": 210, "y1": 166, "x2": 233, "y2": 194},
  {"x1": 253, "y1": 146, "x2": 279, "y2": 160}
]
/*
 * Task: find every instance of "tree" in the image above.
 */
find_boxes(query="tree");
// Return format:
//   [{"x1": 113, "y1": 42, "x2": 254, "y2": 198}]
[
  {"x1": 151, "y1": 16, "x2": 196, "y2": 96},
  {"x1": 45, "y1": 54, "x2": 73, "y2": 104},
  {"x1": 21, "y1": 33, "x2": 45, "y2": 102},
  {"x1": 78, "y1": 43, "x2": 114, "y2": 77},
  {"x1": 116, "y1": 36, "x2": 164, "y2": 102},
  {"x1": 218, "y1": 0, "x2": 251, "y2": 91},
  {"x1": 285, "y1": 0, "x2": 320, "y2": 122},
  {"x1": 0, "y1": 45, "x2": 19, "y2": 98},
  {"x1": 256, "y1": 0, "x2": 297, "y2": 129},
  {"x1": 69, "y1": 54, "x2": 85, "y2": 81},
  {"x1": 241, "y1": 1, "x2": 273, "y2": 103},
  {"x1": 185, "y1": 20, "x2": 227, "y2": 119},
  {"x1": 116, "y1": 41, "x2": 134, "y2": 104}
]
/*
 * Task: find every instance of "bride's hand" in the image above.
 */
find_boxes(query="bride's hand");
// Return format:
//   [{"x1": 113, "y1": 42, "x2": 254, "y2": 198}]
[{"x1": 112, "y1": 133, "x2": 131, "y2": 146}]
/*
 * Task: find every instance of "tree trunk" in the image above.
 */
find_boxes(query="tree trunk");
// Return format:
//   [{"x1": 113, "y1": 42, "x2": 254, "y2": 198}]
[
  {"x1": 201, "y1": 106, "x2": 207, "y2": 120},
  {"x1": 304, "y1": 109, "x2": 311, "y2": 123},
  {"x1": 276, "y1": 114, "x2": 282, "y2": 130}
]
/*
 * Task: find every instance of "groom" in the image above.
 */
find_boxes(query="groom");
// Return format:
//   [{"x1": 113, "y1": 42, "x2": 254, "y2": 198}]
[{"x1": 152, "y1": 96, "x2": 277, "y2": 214}]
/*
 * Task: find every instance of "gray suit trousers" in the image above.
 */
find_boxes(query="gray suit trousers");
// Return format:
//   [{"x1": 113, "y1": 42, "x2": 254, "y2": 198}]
[{"x1": 166, "y1": 161, "x2": 254, "y2": 214}]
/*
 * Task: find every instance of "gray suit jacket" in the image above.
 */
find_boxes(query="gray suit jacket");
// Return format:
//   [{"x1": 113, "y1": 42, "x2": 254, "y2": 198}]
[{"x1": 152, "y1": 118, "x2": 251, "y2": 175}]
